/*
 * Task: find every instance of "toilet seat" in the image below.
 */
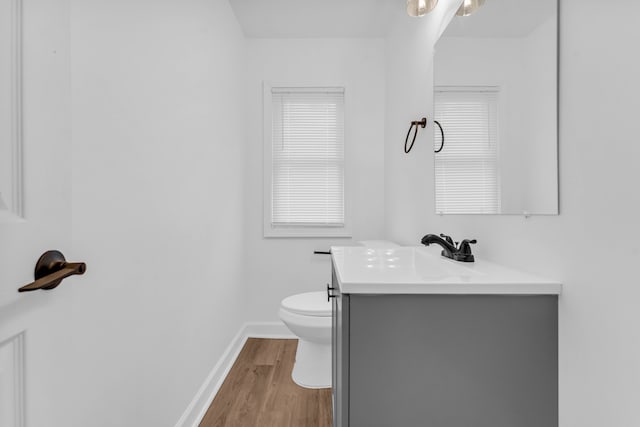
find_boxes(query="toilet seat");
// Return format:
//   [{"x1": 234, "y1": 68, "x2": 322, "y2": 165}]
[{"x1": 281, "y1": 291, "x2": 331, "y2": 317}]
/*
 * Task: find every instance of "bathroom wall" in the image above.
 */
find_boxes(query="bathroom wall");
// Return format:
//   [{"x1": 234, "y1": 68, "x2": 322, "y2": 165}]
[
  {"x1": 243, "y1": 38, "x2": 386, "y2": 321},
  {"x1": 384, "y1": 0, "x2": 640, "y2": 425},
  {"x1": 383, "y1": 0, "x2": 460, "y2": 242},
  {"x1": 69, "y1": 0, "x2": 247, "y2": 425}
]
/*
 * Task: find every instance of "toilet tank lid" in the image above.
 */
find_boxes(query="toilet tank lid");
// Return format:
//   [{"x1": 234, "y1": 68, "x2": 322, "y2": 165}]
[
  {"x1": 358, "y1": 240, "x2": 400, "y2": 248},
  {"x1": 281, "y1": 291, "x2": 332, "y2": 317}
]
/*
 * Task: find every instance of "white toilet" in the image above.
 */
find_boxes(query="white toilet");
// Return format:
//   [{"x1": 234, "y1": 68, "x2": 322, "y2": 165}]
[
  {"x1": 279, "y1": 240, "x2": 399, "y2": 389},
  {"x1": 279, "y1": 291, "x2": 332, "y2": 388}
]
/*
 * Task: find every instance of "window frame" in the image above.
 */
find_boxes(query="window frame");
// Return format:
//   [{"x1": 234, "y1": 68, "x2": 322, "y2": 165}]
[{"x1": 263, "y1": 82, "x2": 351, "y2": 238}]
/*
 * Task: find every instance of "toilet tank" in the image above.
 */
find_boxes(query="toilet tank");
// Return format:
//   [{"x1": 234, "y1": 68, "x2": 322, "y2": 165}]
[{"x1": 357, "y1": 240, "x2": 400, "y2": 249}]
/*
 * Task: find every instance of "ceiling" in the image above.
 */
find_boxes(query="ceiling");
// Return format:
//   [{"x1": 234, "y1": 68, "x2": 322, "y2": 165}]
[{"x1": 227, "y1": 0, "x2": 400, "y2": 38}]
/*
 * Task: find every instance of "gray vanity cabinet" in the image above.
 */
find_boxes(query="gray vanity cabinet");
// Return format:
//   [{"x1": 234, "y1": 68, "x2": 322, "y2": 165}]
[{"x1": 331, "y1": 268, "x2": 558, "y2": 427}]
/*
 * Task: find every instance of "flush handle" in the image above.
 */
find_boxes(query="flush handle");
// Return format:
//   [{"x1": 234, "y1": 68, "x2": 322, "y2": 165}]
[{"x1": 327, "y1": 283, "x2": 337, "y2": 302}]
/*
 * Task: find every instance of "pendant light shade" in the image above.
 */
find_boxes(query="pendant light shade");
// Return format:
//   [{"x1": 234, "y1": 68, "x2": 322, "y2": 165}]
[
  {"x1": 456, "y1": 0, "x2": 485, "y2": 16},
  {"x1": 406, "y1": 0, "x2": 439, "y2": 17}
]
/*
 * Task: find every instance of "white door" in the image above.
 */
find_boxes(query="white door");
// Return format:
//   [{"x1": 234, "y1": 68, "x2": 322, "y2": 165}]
[{"x1": 1, "y1": 1, "x2": 77, "y2": 425}]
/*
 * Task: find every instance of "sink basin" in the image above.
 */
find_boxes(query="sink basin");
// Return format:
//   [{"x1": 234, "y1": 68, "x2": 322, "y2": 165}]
[
  {"x1": 330, "y1": 245, "x2": 561, "y2": 295},
  {"x1": 342, "y1": 247, "x2": 480, "y2": 280}
]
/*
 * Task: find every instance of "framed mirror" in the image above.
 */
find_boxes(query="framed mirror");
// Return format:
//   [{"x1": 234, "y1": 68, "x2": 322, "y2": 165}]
[{"x1": 434, "y1": 0, "x2": 558, "y2": 215}]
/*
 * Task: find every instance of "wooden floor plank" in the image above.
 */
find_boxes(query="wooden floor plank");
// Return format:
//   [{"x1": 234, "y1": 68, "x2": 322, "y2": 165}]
[
  {"x1": 256, "y1": 340, "x2": 299, "y2": 426},
  {"x1": 251, "y1": 338, "x2": 280, "y2": 366},
  {"x1": 199, "y1": 338, "x2": 332, "y2": 427},
  {"x1": 226, "y1": 365, "x2": 272, "y2": 427}
]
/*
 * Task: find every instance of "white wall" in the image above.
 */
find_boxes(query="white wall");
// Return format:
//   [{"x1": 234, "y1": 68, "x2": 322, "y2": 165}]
[
  {"x1": 384, "y1": 0, "x2": 460, "y2": 242},
  {"x1": 69, "y1": 0, "x2": 247, "y2": 425},
  {"x1": 385, "y1": 0, "x2": 640, "y2": 425},
  {"x1": 244, "y1": 38, "x2": 386, "y2": 321}
]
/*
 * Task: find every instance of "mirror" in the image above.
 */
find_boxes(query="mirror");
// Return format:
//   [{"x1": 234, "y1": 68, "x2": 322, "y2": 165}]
[{"x1": 434, "y1": 0, "x2": 558, "y2": 215}]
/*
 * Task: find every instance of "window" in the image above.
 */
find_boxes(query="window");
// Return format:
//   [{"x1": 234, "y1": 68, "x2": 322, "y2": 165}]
[
  {"x1": 264, "y1": 85, "x2": 348, "y2": 237},
  {"x1": 434, "y1": 87, "x2": 501, "y2": 214}
]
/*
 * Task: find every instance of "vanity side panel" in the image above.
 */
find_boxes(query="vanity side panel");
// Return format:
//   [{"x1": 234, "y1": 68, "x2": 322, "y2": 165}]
[
  {"x1": 332, "y1": 266, "x2": 350, "y2": 427},
  {"x1": 348, "y1": 295, "x2": 558, "y2": 427}
]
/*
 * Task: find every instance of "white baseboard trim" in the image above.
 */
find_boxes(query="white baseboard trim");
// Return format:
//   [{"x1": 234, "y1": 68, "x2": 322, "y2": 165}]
[
  {"x1": 174, "y1": 321, "x2": 295, "y2": 427},
  {"x1": 173, "y1": 326, "x2": 247, "y2": 427}
]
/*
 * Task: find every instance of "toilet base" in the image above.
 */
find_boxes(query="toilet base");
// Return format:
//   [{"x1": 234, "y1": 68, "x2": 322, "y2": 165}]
[{"x1": 291, "y1": 339, "x2": 331, "y2": 389}]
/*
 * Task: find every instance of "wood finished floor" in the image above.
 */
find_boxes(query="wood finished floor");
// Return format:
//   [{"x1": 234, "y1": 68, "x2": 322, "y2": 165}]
[{"x1": 199, "y1": 338, "x2": 332, "y2": 427}]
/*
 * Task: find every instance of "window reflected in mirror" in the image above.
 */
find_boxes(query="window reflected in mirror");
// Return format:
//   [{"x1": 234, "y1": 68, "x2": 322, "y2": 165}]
[{"x1": 435, "y1": 87, "x2": 499, "y2": 214}]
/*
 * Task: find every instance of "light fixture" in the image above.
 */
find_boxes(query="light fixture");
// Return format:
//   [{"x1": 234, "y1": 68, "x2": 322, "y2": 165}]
[
  {"x1": 406, "y1": 0, "x2": 438, "y2": 17},
  {"x1": 456, "y1": 0, "x2": 485, "y2": 16}
]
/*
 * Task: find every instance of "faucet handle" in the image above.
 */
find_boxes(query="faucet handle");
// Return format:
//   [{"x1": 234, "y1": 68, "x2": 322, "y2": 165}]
[
  {"x1": 458, "y1": 239, "x2": 477, "y2": 254},
  {"x1": 460, "y1": 239, "x2": 478, "y2": 249},
  {"x1": 439, "y1": 233, "x2": 455, "y2": 246},
  {"x1": 454, "y1": 239, "x2": 477, "y2": 262}
]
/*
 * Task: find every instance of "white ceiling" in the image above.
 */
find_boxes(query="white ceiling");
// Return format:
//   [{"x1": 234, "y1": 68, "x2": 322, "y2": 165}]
[
  {"x1": 443, "y1": 0, "x2": 556, "y2": 38},
  {"x1": 227, "y1": 0, "x2": 401, "y2": 38}
]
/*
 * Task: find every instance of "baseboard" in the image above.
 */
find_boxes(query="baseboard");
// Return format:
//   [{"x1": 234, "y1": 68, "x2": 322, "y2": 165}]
[{"x1": 174, "y1": 321, "x2": 295, "y2": 427}]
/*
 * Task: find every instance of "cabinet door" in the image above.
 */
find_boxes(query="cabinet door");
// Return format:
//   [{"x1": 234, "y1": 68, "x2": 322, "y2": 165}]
[{"x1": 348, "y1": 295, "x2": 558, "y2": 427}]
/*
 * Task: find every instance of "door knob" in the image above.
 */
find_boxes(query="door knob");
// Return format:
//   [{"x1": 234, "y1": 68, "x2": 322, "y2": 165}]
[{"x1": 18, "y1": 250, "x2": 86, "y2": 292}]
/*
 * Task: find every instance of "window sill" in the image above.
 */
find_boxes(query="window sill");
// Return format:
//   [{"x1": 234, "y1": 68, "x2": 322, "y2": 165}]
[{"x1": 264, "y1": 226, "x2": 352, "y2": 239}]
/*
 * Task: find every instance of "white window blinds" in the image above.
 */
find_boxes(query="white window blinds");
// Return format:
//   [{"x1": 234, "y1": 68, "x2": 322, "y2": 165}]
[
  {"x1": 270, "y1": 87, "x2": 345, "y2": 227},
  {"x1": 434, "y1": 87, "x2": 500, "y2": 214}
]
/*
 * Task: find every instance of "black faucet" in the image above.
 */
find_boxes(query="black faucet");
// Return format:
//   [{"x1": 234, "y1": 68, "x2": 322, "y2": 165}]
[{"x1": 421, "y1": 234, "x2": 477, "y2": 262}]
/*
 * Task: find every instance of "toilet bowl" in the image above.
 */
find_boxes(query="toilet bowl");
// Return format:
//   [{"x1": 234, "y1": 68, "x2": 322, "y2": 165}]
[
  {"x1": 279, "y1": 241, "x2": 399, "y2": 389},
  {"x1": 279, "y1": 291, "x2": 332, "y2": 389}
]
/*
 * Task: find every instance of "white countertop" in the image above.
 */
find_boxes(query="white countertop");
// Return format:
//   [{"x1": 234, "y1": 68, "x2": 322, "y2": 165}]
[{"x1": 330, "y1": 245, "x2": 562, "y2": 295}]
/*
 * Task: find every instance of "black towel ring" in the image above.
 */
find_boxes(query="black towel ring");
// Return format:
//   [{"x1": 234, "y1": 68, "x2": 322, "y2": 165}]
[
  {"x1": 404, "y1": 118, "x2": 427, "y2": 153},
  {"x1": 404, "y1": 118, "x2": 445, "y2": 154},
  {"x1": 434, "y1": 120, "x2": 444, "y2": 153}
]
